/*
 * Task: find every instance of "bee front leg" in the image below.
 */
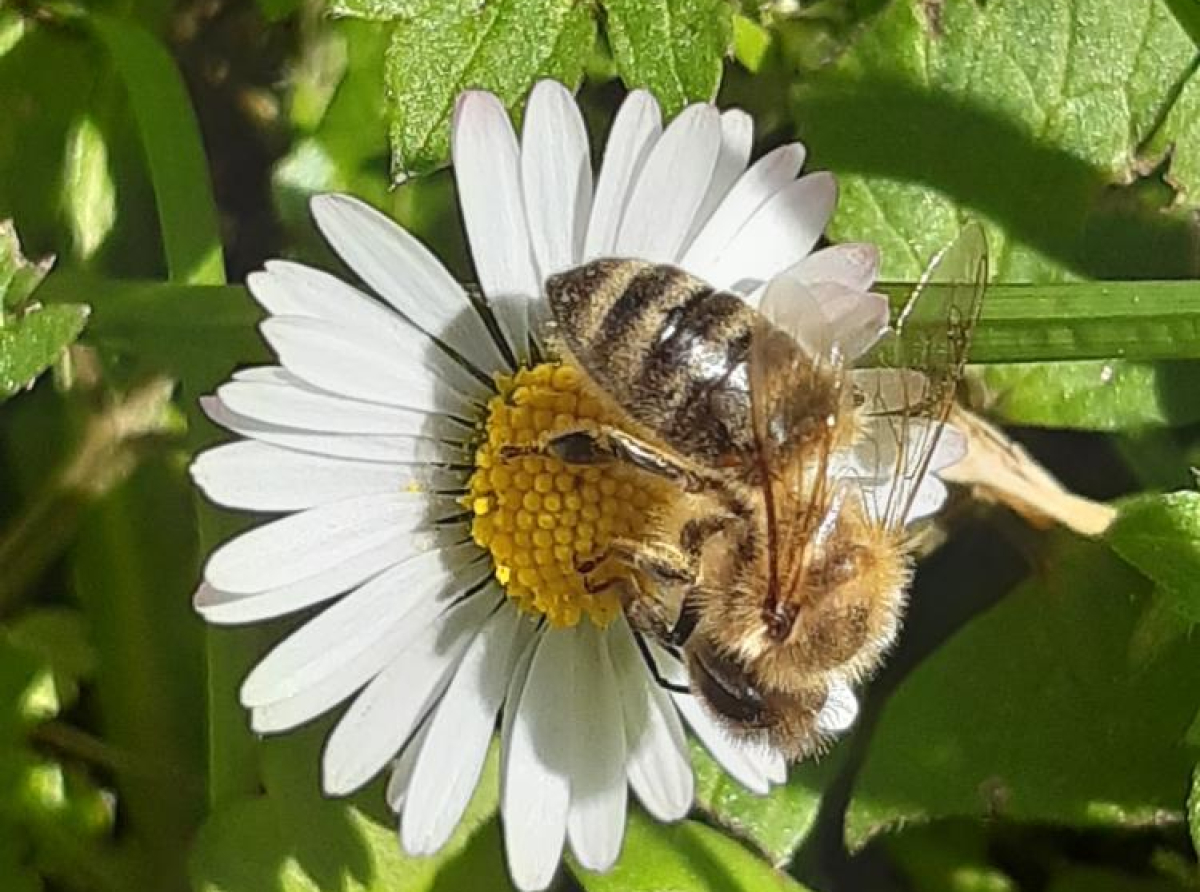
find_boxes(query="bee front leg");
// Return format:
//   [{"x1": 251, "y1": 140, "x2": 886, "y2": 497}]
[
  {"x1": 582, "y1": 572, "x2": 690, "y2": 694},
  {"x1": 504, "y1": 425, "x2": 717, "y2": 493},
  {"x1": 581, "y1": 537, "x2": 696, "y2": 588}
]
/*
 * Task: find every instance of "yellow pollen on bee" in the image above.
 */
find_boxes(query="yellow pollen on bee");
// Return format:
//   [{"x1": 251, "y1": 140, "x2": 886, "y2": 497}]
[{"x1": 465, "y1": 362, "x2": 667, "y2": 628}]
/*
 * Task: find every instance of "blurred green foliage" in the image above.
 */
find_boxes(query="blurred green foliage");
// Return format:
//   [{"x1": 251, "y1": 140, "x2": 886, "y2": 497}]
[{"x1": 2, "y1": 0, "x2": 1200, "y2": 890}]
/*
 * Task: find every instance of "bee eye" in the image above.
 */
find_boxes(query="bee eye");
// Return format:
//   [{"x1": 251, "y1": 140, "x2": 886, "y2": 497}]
[{"x1": 688, "y1": 640, "x2": 768, "y2": 727}]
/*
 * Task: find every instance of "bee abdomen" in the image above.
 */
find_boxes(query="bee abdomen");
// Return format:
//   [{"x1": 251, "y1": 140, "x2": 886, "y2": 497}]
[{"x1": 547, "y1": 259, "x2": 758, "y2": 465}]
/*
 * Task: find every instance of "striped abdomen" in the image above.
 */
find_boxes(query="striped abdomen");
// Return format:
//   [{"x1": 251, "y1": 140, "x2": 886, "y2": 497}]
[{"x1": 545, "y1": 259, "x2": 758, "y2": 468}]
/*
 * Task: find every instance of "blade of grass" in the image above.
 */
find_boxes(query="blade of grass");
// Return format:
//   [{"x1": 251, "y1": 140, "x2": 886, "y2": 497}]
[
  {"x1": 878, "y1": 279, "x2": 1200, "y2": 363},
  {"x1": 77, "y1": 12, "x2": 258, "y2": 820},
  {"x1": 86, "y1": 12, "x2": 224, "y2": 286},
  {"x1": 38, "y1": 274, "x2": 1200, "y2": 368}
]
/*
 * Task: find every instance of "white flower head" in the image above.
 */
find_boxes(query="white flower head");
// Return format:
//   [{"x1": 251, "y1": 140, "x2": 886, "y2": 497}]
[{"x1": 192, "y1": 80, "x2": 957, "y2": 890}]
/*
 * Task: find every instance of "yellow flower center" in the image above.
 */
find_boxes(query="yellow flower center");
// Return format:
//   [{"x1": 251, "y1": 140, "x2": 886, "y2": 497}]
[{"x1": 466, "y1": 362, "x2": 667, "y2": 628}]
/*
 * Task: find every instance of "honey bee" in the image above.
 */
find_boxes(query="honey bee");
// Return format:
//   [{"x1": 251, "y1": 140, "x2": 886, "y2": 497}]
[{"x1": 522, "y1": 226, "x2": 987, "y2": 760}]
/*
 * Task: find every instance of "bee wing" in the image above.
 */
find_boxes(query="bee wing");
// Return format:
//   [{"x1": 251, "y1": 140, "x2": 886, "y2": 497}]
[
  {"x1": 749, "y1": 269, "x2": 891, "y2": 617},
  {"x1": 854, "y1": 222, "x2": 988, "y2": 531}
]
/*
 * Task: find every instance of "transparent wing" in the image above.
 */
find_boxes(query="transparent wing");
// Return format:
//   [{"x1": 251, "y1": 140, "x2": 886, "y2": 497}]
[
  {"x1": 748, "y1": 273, "x2": 889, "y2": 624},
  {"x1": 855, "y1": 222, "x2": 988, "y2": 531}
]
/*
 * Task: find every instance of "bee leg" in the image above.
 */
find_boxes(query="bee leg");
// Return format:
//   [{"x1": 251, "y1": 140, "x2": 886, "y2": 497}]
[
  {"x1": 669, "y1": 591, "x2": 701, "y2": 647},
  {"x1": 633, "y1": 631, "x2": 690, "y2": 695},
  {"x1": 532, "y1": 426, "x2": 720, "y2": 493},
  {"x1": 606, "y1": 537, "x2": 697, "y2": 586}
]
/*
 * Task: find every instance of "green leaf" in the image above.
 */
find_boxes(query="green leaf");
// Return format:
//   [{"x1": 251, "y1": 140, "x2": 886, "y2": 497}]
[
  {"x1": 190, "y1": 738, "x2": 504, "y2": 892},
  {"x1": 0, "y1": 221, "x2": 52, "y2": 313},
  {"x1": 61, "y1": 115, "x2": 116, "y2": 263},
  {"x1": 1046, "y1": 865, "x2": 1197, "y2": 892},
  {"x1": 600, "y1": 0, "x2": 733, "y2": 116},
  {"x1": 794, "y1": 0, "x2": 1200, "y2": 427},
  {"x1": 35, "y1": 274, "x2": 263, "y2": 394},
  {"x1": 5, "y1": 609, "x2": 97, "y2": 711},
  {"x1": 692, "y1": 742, "x2": 839, "y2": 866},
  {"x1": 1108, "y1": 492, "x2": 1200, "y2": 621},
  {"x1": 0, "y1": 222, "x2": 81, "y2": 399},
  {"x1": 732, "y1": 13, "x2": 771, "y2": 74},
  {"x1": 846, "y1": 533, "x2": 1200, "y2": 847},
  {"x1": 329, "y1": 0, "x2": 479, "y2": 22},
  {"x1": 884, "y1": 822, "x2": 1017, "y2": 892},
  {"x1": 1165, "y1": 0, "x2": 1200, "y2": 44},
  {"x1": 798, "y1": 0, "x2": 1197, "y2": 279},
  {"x1": 0, "y1": 304, "x2": 89, "y2": 401},
  {"x1": 574, "y1": 810, "x2": 812, "y2": 891},
  {"x1": 384, "y1": 0, "x2": 596, "y2": 177},
  {"x1": 974, "y1": 360, "x2": 1200, "y2": 430}
]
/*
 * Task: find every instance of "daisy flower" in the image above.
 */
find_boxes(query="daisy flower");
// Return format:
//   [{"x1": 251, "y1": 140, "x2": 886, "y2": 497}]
[{"x1": 191, "y1": 80, "x2": 955, "y2": 889}]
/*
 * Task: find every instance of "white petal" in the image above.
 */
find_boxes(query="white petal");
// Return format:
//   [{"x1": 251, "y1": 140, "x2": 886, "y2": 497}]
[
  {"x1": 655, "y1": 646, "x2": 772, "y2": 795},
  {"x1": 230, "y1": 365, "x2": 292, "y2": 385},
  {"x1": 321, "y1": 591, "x2": 496, "y2": 795},
  {"x1": 815, "y1": 676, "x2": 859, "y2": 735},
  {"x1": 680, "y1": 142, "x2": 806, "y2": 276},
  {"x1": 758, "y1": 275, "x2": 889, "y2": 362},
  {"x1": 685, "y1": 108, "x2": 753, "y2": 247},
  {"x1": 853, "y1": 417, "x2": 956, "y2": 527},
  {"x1": 502, "y1": 630, "x2": 573, "y2": 891},
  {"x1": 402, "y1": 605, "x2": 533, "y2": 855},
  {"x1": 249, "y1": 260, "x2": 401, "y2": 333},
  {"x1": 240, "y1": 543, "x2": 484, "y2": 706},
  {"x1": 608, "y1": 621, "x2": 693, "y2": 821},
  {"x1": 613, "y1": 104, "x2": 722, "y2": 263},
  {"x1": 853, "y1": 417, "x2": 966, "y2": 484},
  {"x1": 932, "y1": 424, "x2": 968, "y2": 472},
  {"x1": 521, "y1": 80, "x2": 592, "y2": 279},
  {"x1": 202, "y1": 397, "x2": 468, "y2": 467},
  {"x1": 191, "y1": 440, "x2": 405, "y2": 511},
  {"x1": 760, "y1": 748, "x2": 788, "y2": 785},
  {"x1": 452, "y1": 91, "x2": 537, "y2": 354},
  {"x1": 217, "y1": 379, "x2": 470, "y2": 440},
  {"x1": 567, "y1": 624, "x2": 627, "y2": 872},
  {"x1": 194, "y1": 528, "x2": 456, "y2": 625},
  {"x1": 584, "y1": 90, "x2": 662, "y2": 260},
  {"x1": 204, "y1": 492, "x2": 457, "y2": 594},
  {"x1": 903, "y1": 475, "x2": 949, "y2": 523},
  {"x1": 786, "y1": 243, "x2": 880, "y2": 292},
  {"x1": 808, "y1": 284, "x2": 890, "y2": 360},
  {"x1": 385, "y1": 721, "x2": 431, "y2": 813},
  {"x1": 260, "y1": 316, "x2": 480, "y2": 415},
  {"x1": 308, "y1": 195, "x2": 511, "y2": 373},
  {"x1": 701, "y1": 171, "x2": 837, "y2": 292},
  {"x1": 247, "y1": 584, "x2": 497, "y2": 735}
]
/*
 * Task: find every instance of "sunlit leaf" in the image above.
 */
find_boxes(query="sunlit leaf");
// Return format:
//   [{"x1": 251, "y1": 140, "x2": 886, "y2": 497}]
[
  {"x1": 61, "y1": 116, "x2": 116, "y2": 263},
  {"x1": 847, "y1": 533, "x2": 1200, "y2": 847},
  {"x1": 600, "y1": 0, "x2": 732, "y2": 115},
  {"x1": 5, "y1": 609, "x2": 97, "y2": 711},
  {"x1": 384, "y1": 0, "x2": 595, "y2": 176},
  {"x1": 0, "y1": 220, "x2": 52, "y2": 313},
  {"x1": 573, "y1": 810, "x2": 812, "y2": 891},
  {"x1": 0, "y1": 304, "x2": 89, "y2": 401},
  {"x1": 794, "y1": 0, "x2": 1200, "y2": 429},
  {"x1": 692, "y1": 743, "x2": 839, "y2": 866},
  {"x1": 191, "y1": 736, "x2": 503, "y2": 892},
  {"x1": 1108, "y1": 491, "x2": 1200, "y2": 622},
  {"x1": 975, "y1": 360, "x2": 1200, "y2": 430}
]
